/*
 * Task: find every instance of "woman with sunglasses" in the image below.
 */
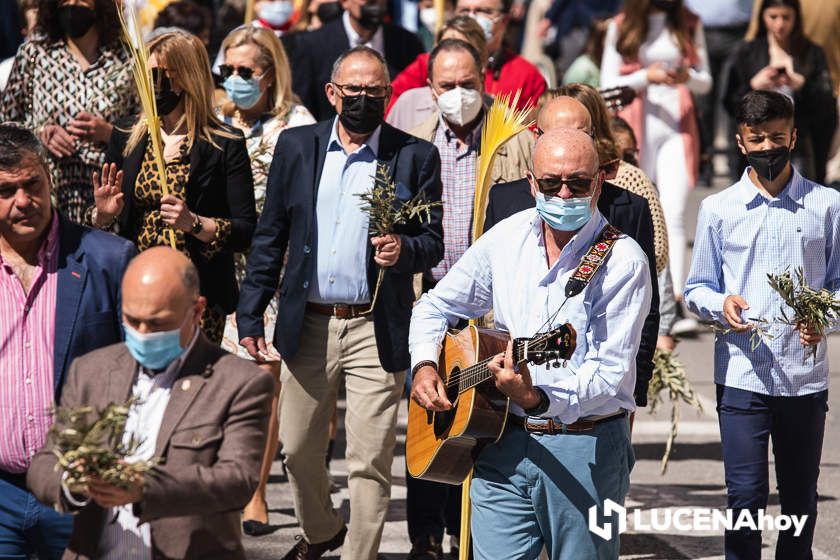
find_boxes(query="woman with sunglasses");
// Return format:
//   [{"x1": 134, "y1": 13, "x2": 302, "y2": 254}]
[
  {"x1": 88, "y1": 30, "x2": 256, "y2": 345},
  {"x1": 216, "y1": 25, "x2": 314, "y2": 536}
]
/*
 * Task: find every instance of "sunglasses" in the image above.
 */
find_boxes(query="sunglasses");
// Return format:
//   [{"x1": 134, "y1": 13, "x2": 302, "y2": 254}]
[
  {"x1": 531, "y1": 175, "x2": 595, "y2": 197},
  {"x1": 219, "y1": 64, "x2": 259, "y2": 80}
]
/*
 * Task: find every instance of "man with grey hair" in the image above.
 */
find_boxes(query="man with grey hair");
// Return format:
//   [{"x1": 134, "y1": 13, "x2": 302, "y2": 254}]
[
  {"x1": 0, "y1": 123, "x2": 135, "y2": 558},
  {"x1": 410, "y1": 128, "x2": 651, "y2": 558},
  {"x1": 237, "y1": 46, "x2": 443, "y2": 560}
]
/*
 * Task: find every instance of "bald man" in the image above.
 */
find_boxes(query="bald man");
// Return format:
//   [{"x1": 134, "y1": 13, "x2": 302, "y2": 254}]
[
  {"x1": 410, "y1": 128, "x2": 651, "y2": 559},
  {"x1": 28, "y1": 247, "x2": 274, "y2": 560},
  {"x1": 484, "y1": 95, "x2": 660, "y2": 412}
]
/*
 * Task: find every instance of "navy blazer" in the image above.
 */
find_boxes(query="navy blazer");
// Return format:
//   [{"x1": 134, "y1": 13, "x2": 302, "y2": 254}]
[
  {"x1": 289, "y1": 19, "x2": 424, "y2": 121},
  {"x1": 483, "y1": 179, "x2": 660, "y2": 407},
  {"x1": 54, "y1": 214, "x2": 137, "y2": 401},
  {"x1": 237, "y1": 120, "x2": 443, "y2": 373}
]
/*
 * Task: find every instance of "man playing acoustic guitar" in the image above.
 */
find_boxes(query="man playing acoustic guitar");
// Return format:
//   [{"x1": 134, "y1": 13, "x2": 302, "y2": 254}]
[{"x1": 408, "y1": 128, "x2": 652, "y2": 559}]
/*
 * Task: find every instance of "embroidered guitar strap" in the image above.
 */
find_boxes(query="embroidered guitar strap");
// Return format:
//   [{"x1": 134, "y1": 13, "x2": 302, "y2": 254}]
[{"x1": 564, "y1": 224, "x2": 623, "y2": 297}]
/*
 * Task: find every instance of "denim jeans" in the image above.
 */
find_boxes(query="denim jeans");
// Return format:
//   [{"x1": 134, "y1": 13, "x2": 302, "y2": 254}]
[
  {"x1": 717, "y1": 384, "x2": 827, "y2": 560},
  {"x1": 470, "y1": 417, "x2": 633, "y2": 560},
  {"x1": 0, "y1": 472, "x2": 72, "y2": 559}
]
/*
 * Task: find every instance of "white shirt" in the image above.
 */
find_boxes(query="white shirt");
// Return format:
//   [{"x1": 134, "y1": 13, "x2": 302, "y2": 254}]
[
  {"x1": 601, "y1": 13, "x2": 712, "y2": 122},
  {"x1": 96, "y1": 329, "x2": 200, "y2": 560},
  {"x1": 342, "y1": 10, "x2": 385, "y2": 54},
  {"x1": 409, "y1": 209, "x2": 652, "y2": 424}
]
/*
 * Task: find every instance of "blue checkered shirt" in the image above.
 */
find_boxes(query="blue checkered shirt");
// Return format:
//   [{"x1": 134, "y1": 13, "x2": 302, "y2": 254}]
[{"x1": 684, "y1": 167, "x2": 840, "y2": 396}]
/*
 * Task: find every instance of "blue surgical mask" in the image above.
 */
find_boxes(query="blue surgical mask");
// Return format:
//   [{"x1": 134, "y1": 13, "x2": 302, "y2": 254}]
[
  {"x1": 257, "y1": 0, "x2": 294, "y2": 26},
  {"x1": 223, "y1": 74, "x2": 264, "y2": 110},
  {"x1": 535, "y1": 192, "x2": 593, "y2": 231},
  {"x1": 123, "y1": 322, "x2": 187, "y2": 371}
]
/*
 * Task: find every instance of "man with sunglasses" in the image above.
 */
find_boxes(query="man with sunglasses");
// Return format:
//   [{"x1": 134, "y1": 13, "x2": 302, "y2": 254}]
[
  {"x1": 483, "y1": 96, "x2": 660, "y2": 416},
  {"x1": 410, "y1": 127, "x2": 650, "y2": 558},
  {"x1": 237, "y1": 46, "x2": 443, "y2": 560}
]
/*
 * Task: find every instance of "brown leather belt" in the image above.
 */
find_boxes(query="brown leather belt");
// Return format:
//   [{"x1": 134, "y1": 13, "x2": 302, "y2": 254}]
[
  {"x1": 306, "y1": 302, "x2": 370, "y2": 319},
  {"x1": 507, "y1": 410, "x2": 627, "y2": 434}
]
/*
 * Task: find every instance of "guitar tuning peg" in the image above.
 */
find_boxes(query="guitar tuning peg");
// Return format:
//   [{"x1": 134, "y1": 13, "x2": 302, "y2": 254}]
[{"x1": 552, "y1": 360, "x2": 561, "y2": 368}]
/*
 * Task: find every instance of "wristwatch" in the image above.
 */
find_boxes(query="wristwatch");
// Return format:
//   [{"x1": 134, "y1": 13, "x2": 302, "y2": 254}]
[
  {"x1": 190, "y1": 213, "x2": 203, "y2": 235},
  {"x1": 523, "y1": 387, "x2": 550, "y2": 416}
]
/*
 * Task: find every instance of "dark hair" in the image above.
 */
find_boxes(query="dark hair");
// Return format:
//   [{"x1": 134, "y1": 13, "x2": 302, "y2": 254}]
[
  {"x1": 428, "y1": 38, "x2": 483, "y2": 80},
  {"x1": 36, "y1": 0, "x2": 121, "y2": 45},
  {"x1": 610, "y1": 116, "x2": 636, "y2": 143},
  {"x1": 734, "y1": 90, "x2": 794, "y2": 127},
  {"x1": 0, "y1": 124, "x2": 46, "y2": 170},
  {"x1": 584, "y1": 17, "x2": 610, "y2": 67},
  {"x1": 154, "y1": 0, "x2": 212, "y2": 42},
  {"x1": 756, "y1": 0, "x2": 808, "y2": 58}
]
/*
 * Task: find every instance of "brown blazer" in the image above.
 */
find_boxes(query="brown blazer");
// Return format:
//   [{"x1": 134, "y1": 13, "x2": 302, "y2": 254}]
[{"x1": 27, "y1": 334, "x2": 274, "y2": 560}]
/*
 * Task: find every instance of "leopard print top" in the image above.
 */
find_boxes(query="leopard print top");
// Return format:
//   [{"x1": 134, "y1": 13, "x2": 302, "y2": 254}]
[{"x1": 133, "y1": 140, "x2": 232, "y2": 260}]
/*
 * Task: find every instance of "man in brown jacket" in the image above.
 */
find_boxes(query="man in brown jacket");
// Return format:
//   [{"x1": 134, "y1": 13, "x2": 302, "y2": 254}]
[{"x1": 27, "y1": 247, "x2": 274, "y2": 559}]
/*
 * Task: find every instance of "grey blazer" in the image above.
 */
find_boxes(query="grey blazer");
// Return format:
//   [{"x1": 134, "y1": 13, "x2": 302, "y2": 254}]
[{"x1": 27, "y1": 334, "x2": 274, "y2": 560}]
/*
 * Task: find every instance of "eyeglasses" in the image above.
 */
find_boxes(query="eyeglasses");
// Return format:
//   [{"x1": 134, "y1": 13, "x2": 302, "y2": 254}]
[
  {"x1": 532, "y1": 174, "x2": 595, "y2": 198},
  {"x1": 332, "y1": 83, "x2": 391, "y2": 98},
  {"x1": 219, "y1": 64, "x2": 260, "y2": 80}
]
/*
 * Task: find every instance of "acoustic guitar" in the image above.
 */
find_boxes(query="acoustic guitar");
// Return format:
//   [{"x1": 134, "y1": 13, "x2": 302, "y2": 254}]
[
  {"x1": 406, "y1": 324, "x2": 577, "y2": 485},
  {"x1": 599, "y1": 85, "x2": 637, "y2": 114}
]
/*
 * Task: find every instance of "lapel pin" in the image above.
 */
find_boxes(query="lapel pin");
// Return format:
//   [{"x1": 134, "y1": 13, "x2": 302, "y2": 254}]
[
  {"x1": 71, "y1": 271, "x2": 81, "y2": 278},
  {"x1": 181, "y1": 379, "x2": 191, "y2": 392}
]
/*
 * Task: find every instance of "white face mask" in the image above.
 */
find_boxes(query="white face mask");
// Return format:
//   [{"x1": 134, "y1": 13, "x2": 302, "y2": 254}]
[
  {"x1": 436, "y1": 86, "x2": 483, "y2": 126},
  {"x1": 419, "y1": 7, "x2": 438, "y2": 33},
  {"x1": 471, "y1": 13, "x2": 496, "y2": 41}
]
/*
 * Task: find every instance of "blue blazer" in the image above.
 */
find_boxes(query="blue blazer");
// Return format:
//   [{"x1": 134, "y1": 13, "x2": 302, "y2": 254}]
[
  {"x1": 54, "y1": 214, "x2": 137, "y2": 401},
  {"x1": 237, "y1": 120, "x2": 444, "y2": 373}
]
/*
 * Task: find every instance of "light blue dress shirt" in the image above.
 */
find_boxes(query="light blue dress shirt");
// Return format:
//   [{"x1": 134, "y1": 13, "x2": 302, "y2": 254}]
[
  {"x1": 684, "y1": 167, "x2": 840, "y2": 396},
  {"x1": 409, "y1": 209, "x2": 651, "y2": 424},
  {"x1": 684, "y1": 0, "x2": 753, "y2": 28},
  {"x1": 308, "y1": 119, "x2": 380, "y2": 305}
]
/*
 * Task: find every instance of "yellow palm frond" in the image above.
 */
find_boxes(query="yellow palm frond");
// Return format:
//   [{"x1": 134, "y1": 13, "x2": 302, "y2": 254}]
[
  {"x1": 472, "y1": 90, "x2": 534, "y2": 242},
  {"x1": 434, "y1": 0, "x2": 446, "y2": 33},
  {"x1": 245, "y1": 0, "x2": 256, "y2": 24},
  {"x1": 117, "y1": 5, "x2": 176, "y2": 249}
]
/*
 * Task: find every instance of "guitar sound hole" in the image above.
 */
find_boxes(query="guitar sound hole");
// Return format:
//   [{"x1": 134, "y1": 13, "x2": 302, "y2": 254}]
[{"x1": 433, "y1": 367, "x2": 461, "y2": 438}]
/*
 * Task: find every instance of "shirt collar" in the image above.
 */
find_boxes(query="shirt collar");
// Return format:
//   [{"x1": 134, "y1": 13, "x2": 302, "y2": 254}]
[
  {"x1": 736, "y1": 165, "x2": 806, "y2": 206},
  {"x1": 328, "y1": 116, "x2": 381, "y2": 156},
  {"x1": 342, "y1": 11, "x2": 385, "y2": 53},
  {"x1": 39, "y1": 210, "x2": 60, "y2": 265},
  {"x1": 440, "y1": 109, "x2": 485, "y2": 146}
]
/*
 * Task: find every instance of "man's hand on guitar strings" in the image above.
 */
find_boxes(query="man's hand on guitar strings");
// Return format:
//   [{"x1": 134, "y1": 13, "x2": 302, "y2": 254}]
[
  {"x1": 488, "y1": 341, "x2": 542, "y2": 410},
  {"x1": 411, "y1": 366, "x2": 452, "y2": 412}
]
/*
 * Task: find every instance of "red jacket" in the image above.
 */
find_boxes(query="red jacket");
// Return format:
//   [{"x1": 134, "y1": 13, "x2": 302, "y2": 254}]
[{"x1": 386, "y1": 50, "x2": 546, "y2": 114}]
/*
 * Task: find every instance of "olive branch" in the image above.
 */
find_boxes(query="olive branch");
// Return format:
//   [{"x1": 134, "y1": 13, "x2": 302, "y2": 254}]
[
  {"x1": 356, "y1": 162, "x2": 441, "y2": 313},
  {"x1": 50, "y1": 397, "x2": 156, "y2": 491},
  {"x1": 648, "y1": 349, "x2": 704, "y2": 474}
]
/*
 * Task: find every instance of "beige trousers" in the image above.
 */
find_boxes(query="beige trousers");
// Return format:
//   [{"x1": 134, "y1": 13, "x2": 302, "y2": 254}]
[{"x1": 279, "y1": 311, "x2": 405, "y2": 560}]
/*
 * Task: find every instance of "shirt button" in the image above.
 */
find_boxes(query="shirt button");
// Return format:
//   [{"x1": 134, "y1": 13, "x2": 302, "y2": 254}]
[
  {"x1": 302, "y1": 281, "x2": 310, "y2": 289},
  {"x1": 336, "y1": 219, "x2": 341, "y2": 224},
  {"x1": 27, "y1": 414, "x2": 34, "y2": 422},
  {"x1": 24, "y1": 342, "x2": 31, "y2": 348},
  {"x1": 24, "y1": 378, "x2": 31, "y2": 384},
  {"x1": 329, "y1": 277, "x2": 335, "y2": 284},
  {"x1": 331, "y1": 249, "x2": 336, "y2": 255},
  {"x1": 303, "y1": 245, "x2": 311, "y2": 254}
]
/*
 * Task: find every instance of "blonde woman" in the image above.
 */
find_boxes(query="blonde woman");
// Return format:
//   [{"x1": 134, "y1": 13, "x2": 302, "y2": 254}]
[
  {"x1": 89, "y1": 30, "x2": 256, "y2": 344},
  {"x1": 216, "y1": 24, "x2": 314, "y2": 537}
]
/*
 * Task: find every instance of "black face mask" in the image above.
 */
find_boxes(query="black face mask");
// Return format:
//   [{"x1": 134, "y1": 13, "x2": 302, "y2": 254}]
[
  {"x1": 650, "y1": 0, "x2": 678, "y2": 11},
  {"x1": 152, "y1": 69, "x2": 183, "y2": 116},
  {"x1": 57, "y1": 5, "x2": 97, "y2": 38},
  {"x1": 338, "y1": 94, "x2": 385, "y2": 134},
  {"x1": 745, "y1": 145, "x2": 792, "y2": 182},
  {"x1": 316, "y1": 1, "x2": 343, "y2": 23},
  {"x1": 357, "y1": 3, "x2": 385, "y2": 31}
]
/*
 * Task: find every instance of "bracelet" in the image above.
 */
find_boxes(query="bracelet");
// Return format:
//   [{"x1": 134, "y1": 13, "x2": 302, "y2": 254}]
[{"x1": 411, "y1": 360, "x2": 437, "y2": 377}]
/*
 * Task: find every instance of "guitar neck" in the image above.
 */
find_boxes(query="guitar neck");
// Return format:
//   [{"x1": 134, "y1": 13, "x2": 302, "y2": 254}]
[{"x1": 455, "y1": 342, "x2": 529, "y2": 394}]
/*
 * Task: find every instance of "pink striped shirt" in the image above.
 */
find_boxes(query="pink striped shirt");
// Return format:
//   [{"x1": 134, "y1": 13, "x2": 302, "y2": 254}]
[{"x1": 0, "y1": 213, "x2": 59, "y2": 473}]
